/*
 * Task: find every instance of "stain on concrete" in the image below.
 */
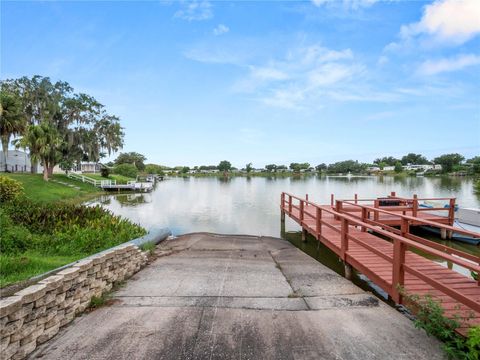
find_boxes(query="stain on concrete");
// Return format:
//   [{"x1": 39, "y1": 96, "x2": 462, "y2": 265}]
[{"x1": 30, "y1": 233, "x2": 445, "y2": 360}]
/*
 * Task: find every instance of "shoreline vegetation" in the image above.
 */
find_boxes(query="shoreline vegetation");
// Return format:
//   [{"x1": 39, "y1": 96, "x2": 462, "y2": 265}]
[
  {"x1": 136, "y1": 153, "x2": 479, "y2": 179},
  {"x1": 0, "y1": 176, "x2": 146, "y2": 288}
]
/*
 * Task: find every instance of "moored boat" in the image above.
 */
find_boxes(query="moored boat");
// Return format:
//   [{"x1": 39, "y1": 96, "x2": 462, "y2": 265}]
[{"x1": 419, "y1": 205, "x2": 480, "y2": 245}]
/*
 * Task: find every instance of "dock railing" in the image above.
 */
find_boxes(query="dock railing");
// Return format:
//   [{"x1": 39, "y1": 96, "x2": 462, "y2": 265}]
[
  {"x1": 281, "y1": 192, "x2": 480, "y2": 310},
  {"x1": 339, "y1": 200, "x2": 480, "y2": 259},
  {"x1": 332, "y1": 192, "x2": 456, "y2": 225},
  {"x1": 68, "y1": 173, "x2": 116, "y2": 188}
]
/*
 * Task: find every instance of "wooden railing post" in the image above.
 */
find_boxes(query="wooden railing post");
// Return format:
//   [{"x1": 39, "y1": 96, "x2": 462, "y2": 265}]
[
  {"x1": 330, "y1": 194, "x2": 334, "y2": 208},
  {"x1": 306, "y1": 194, "x2": 309, "y2": 203},
  {"x1": 341, "y1": 218, "x2": 349, "y2": 261},
  {"x1": 336, "y1": 200, "x2": 343, "y2": 213},
  {"x1": 374, "y1": 200, "x2": 379, "y2": 221},
  {"x1": 390, "y1": 191, "x2": 396, "y2": 197},
  {"x1": 361, "y1": 208, "x2": 367, "y2": 232},
  {"x1": 288, "y1": 195, "x2": 292, "y2": 214},
  {"x1": 354, "y1": 193, "x2": 358, "y2": 204},
  {"x1": 316, "y1": 207, "x2": 322, "y2": 240},
  {"x1": 448, "y1": 198, "x2": 455, "y2": 226},
  {"x1": 392, "y1": 238, "x2": 406, "y2": 303},
  {"x1": 335, "y1": 200, "x2": 343, "y2": 220},
  {"x1": 280, "y1": 193, "x2": 286, "y2": 222},
  {"x1": 412, "y1": 194, "x2": 418, "y2": 217},
  {"x1": 401, "y1": 218, "x2": 409, "y2": 237},
  {"x1": 300, "y1": 200, "x2": 304, "y2": 223}
]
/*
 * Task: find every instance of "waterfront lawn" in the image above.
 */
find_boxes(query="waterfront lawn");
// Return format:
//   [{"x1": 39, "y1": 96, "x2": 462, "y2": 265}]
[
  {"x1": 0, "y1": 251, "x2": 80, "y2": 287},
  {"x1": 0, "y1": 175, "x2": 146, "y2": 287},
  {"x1": 4, "y1": 173, "x2": 101, "y2": 202},
  {"x1": 0, "y1": 199, "x2": 146, "y2": 288}
]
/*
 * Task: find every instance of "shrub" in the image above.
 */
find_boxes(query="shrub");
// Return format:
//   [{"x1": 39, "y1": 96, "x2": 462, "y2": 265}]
[
  {"x1": 0, "y1": 176, "x2": 24, "y2": 203},
  {"x1": 1, "y1": 198, "x2": 146, "y2": 256},
  {"x1": 114, "y1": 163, "x2": 138, "y2": 178},
  {"x1": 466, "y1": 327, "x2": 480, "y2": 359},
  {"x1": 402, "y1": 290, "x2": 479, "y2": 359},
  {"x1": 0, "y1": 209, "x2": 31, "y2": 254},
  {"x1": 100, "y1": 167, "x2": 110, "y2": 178},
  {"x1": 145, "y1": 164, "x2": 165, "y2": 176}
]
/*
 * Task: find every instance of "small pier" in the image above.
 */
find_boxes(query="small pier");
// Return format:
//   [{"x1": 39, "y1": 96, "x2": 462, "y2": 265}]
[
  {"x1": 67, "y1": 173, "x2": 154, "y2": 192},
  {"x1": 281, "y1": 192, "x2": 480, "y2": 335},
  {"x1": 101, "y1": 182, "x2": 153, "y2": 192}
]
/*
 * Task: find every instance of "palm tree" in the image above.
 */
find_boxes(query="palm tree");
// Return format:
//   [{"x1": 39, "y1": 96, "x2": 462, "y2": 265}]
[
  {"x1": 15, "y1": 122, "x2": 61, "y2": 180},
  {"x1": 0, "y1": 91, "x2": 25, "y2": 172}
]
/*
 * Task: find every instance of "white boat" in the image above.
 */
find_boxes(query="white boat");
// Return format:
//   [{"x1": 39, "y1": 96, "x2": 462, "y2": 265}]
[
  {"x1": 419, "y1": 204, "x2": 480, "y2": 245},
  {"x1": 456, "y1": 208, "x2": 480, "y2": 227}
]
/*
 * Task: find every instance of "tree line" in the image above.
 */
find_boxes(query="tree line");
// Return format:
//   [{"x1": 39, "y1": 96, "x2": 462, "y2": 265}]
[
  {"x1": 0, "y1": 76, "x2": 124, "y2": 180},
  {"x1": 154, "y1": 152, "x2": 479, "y2": 175}
]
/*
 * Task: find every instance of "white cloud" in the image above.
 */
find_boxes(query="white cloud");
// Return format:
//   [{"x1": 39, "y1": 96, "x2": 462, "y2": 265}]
[
  {"x1": 213, "y1": 24, "x2": 229, "y2": 36},
  {"x1": 417, "y1": 54, "x2": 480, "y2": 75},
  {"x1": 377, "y1": 55, "x2": 388, "y2": 66},
  {"x1": 233, "y1": 44, "x2": 364, "y2": 109},
  {"x1": 250, "y1": 67, "x2": 289, "y2": 81},
  {"x1": 307, "y1": 63, "x2": 360, "y2": 87},
  {"x1": 174, "y1": 0, "x2": 213, "y2": 21},
  {"x1": 399, "y1": 0, "x2": 480, "y2": 45}
]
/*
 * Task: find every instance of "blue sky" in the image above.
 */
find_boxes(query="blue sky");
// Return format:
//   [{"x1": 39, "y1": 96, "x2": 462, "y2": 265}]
[{"x1": 1, "y1": 0, "x2": 479, "y2": 167}]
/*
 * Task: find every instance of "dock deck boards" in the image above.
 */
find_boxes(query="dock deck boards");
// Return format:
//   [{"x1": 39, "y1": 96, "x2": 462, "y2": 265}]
[{"x1": 282, "y1": 197, "x2": 480, "y2": 335}]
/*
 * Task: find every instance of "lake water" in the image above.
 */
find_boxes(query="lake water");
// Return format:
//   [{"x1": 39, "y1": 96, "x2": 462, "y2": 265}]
[
  {"x1": 87, "y1": 175, "x2": 479, "y2": 292},
  {"x1": 87, "y1": 175, "x2": 479, "y2": 236}
]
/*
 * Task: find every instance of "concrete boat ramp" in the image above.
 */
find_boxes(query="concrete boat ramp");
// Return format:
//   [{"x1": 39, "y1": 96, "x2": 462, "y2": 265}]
[{"x1": 30, "y1": 233, "x2": 444, "y2": 359}]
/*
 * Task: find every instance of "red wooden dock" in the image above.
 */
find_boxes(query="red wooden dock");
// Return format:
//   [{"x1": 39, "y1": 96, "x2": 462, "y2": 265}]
[
  {"x1": 281, "y1": 192, "x2": 480, "y2": 335},
  {"x1": 332, "y1": 192, "x2": 455, "y2": 230}
]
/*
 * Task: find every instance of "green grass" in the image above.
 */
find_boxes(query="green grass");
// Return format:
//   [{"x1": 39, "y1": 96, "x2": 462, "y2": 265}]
[
  {"x1": 0, "y1": 251, "x2": 80, "y2": 287},
  {"x1": 139, "y1": 241, "x2": 156, "y2": 255},
  {"x1": 83, "y1": 173, "x2": 134, "y2": 184},
  {"x1": 4, "y1": 173, "x2": 101, "y2": 203},
  {"x1": 0, "y1": 175, "x2": 146, "y2": 287}
]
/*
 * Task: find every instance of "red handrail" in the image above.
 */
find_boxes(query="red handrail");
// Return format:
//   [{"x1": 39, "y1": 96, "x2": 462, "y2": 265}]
[
  {"x1": 280, "y1": 192, "x2": 480, "y2": 312},
  {"x1": 342, "y1": 200, "x2": 478, "y2": 239}
]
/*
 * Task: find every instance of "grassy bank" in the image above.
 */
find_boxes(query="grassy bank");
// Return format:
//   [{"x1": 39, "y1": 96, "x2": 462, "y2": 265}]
[
  {"x1": 4, "y1": 173, "x2": 102, "y2": 202},
  {"x1": 0, "y1": 176, "x2": 145, "y2": 287}
]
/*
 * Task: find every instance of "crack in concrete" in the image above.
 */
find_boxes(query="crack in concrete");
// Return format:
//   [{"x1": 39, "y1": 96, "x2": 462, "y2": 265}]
[{"x1": 267, "y1": 249, "x2": 311, "y2": 311}]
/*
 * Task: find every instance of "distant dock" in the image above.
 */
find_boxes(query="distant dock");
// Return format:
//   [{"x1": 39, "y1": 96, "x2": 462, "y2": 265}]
[
  {"x1": 67, "y1": 173, "x2": 154, "y2": 192},
  {"x1": 101, "y1": 182, "x2": 153, "y2": 192}
]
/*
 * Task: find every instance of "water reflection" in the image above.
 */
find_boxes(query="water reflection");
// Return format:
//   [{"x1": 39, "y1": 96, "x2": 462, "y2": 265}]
[
  {"x1": 87, "y1": 175, "x2": 478, "y2": 239},
  {"x1": 88, "y1": 193, "x2": 149, "y2": 208},
  {"x1": 436, "y1": 176, "x2": 463, "y2": 192}
]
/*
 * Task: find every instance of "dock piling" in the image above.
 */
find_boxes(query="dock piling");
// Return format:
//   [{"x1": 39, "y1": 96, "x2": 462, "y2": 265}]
[
  {"x1": 301, "y1": 229, "x2": 307, "y2": 242},
  {"x1": 441, "y1": 228, "x2": 447, "y2": 240},
  {"x1": 344, "y1": 263, "x2": 353, "y2": 280}
]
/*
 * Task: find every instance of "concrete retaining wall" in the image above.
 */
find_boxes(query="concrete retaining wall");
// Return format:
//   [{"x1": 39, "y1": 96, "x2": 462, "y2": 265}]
[{"x1": 0, "y1": 244, "x2": 148, "y2": 359}]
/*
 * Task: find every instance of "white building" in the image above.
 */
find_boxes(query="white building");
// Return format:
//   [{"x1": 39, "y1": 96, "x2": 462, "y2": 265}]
[
  {"x1": 0, "y1": 150, "x2": 104, "y2": 174},
  {"x1": 403, "y1": 164, "x2": 442, "y2": 171},
  {"x1": 74, "y1": 162, "x2": 102, "y2": 173},
  {"x1": 0, "y1": 150, "x2": 42, "y2": 173}
]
